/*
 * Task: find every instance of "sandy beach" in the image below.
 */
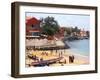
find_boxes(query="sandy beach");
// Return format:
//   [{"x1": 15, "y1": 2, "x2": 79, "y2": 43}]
[
  {"x1": 25, "y1": 49, "x2": 89, "y2": 67},
  {"x1": 25, "y1": 12, "x2": 90, "y2": 68},
  {"x1": 51, "y1": 49, "x2": 89, "y2": 66}
]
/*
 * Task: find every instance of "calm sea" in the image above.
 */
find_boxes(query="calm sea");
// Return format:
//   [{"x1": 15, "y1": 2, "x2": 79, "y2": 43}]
[{"x1": 66, "y1": 40, "x2": 89, "y2": 56}]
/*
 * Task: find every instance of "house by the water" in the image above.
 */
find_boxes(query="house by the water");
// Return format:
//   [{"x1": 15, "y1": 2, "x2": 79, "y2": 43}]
[{"x1": 26, "y1": 17, "x2": 41, "y2": 38}]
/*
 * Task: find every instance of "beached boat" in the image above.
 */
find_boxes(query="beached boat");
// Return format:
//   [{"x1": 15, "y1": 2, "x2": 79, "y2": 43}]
[{"x1": 30, "y1": 57, "x2": 63, "y2": 67}]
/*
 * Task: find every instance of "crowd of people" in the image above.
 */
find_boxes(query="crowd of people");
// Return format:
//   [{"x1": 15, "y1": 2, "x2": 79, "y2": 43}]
[{"x1": 26, "y1": 49, "x2": 75, "y2": 67}]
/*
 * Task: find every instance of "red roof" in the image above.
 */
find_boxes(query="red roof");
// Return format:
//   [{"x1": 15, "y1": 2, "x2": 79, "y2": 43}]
[{"x1": 26, "y1": 17, "x2": 40, "y2": 26}]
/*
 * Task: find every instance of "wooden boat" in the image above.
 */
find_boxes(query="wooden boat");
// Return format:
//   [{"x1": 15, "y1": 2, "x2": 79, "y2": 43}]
[{"x1": 30, "y1": 57, "x2": 63, "y2": 67}]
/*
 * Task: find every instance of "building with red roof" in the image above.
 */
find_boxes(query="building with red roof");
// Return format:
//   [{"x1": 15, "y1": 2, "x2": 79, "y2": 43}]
[{"x1": 26, "y1": 17, "x2": 41, "y2": 37}]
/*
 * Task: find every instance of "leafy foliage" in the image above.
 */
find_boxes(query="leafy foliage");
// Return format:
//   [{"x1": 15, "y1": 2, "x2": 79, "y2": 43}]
[{"x1": 41, "y1": 16, "x2": 59, "y2": 36}]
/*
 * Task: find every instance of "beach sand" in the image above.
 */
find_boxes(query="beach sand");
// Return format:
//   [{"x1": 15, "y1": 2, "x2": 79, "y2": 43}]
[
  {"x1": 26, "y1": 49, "x2": 89, "y2": 67},
  {"x1": 50, "y1": 49, "x2": 89, "y2": 66}
]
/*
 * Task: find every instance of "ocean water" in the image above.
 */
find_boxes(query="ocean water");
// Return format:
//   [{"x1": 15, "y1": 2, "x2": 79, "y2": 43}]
[{"x1": 66, "y1": 40, "x2": 89, "y2": 56}]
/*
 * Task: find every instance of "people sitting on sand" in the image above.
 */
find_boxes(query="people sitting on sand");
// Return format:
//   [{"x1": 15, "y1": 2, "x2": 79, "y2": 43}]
[
  {"x1": 41, "y1": 52, "x2": 44, "y2": 55},
  {"x1": 45, "y1": 52, "x2": 48, "y2": 56},
  {"x1": 41, "y1": 52, "x2": 48, "y2": 56}
]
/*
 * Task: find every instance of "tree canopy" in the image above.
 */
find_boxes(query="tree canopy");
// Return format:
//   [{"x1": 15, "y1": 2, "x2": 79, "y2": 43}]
[{"x1": 41, "y1": 16, "x2": 59, "y2": 36}]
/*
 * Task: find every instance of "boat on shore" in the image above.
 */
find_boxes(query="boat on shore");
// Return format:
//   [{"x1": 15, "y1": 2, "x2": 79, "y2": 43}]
[{"x1": 29, "y1": 57, "x2": 63, "y2": 67}]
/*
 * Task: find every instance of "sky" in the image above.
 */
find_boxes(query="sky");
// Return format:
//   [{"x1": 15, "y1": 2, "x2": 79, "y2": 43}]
[{"x1": 26, "y1": 12, "x2": 90, "y2": 31}]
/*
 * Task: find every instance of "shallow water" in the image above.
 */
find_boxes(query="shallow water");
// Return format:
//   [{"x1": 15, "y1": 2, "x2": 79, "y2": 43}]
[{"x1": 66, "y1": 39, "x2": 89, "y2": 56}]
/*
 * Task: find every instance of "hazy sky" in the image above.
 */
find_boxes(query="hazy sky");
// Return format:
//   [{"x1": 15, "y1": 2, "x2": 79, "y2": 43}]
[{"x1": 26, "y1": 12, "x2": 90, "y2": 31}]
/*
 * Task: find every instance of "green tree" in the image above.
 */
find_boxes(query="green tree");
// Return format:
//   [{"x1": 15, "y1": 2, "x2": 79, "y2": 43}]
[{"x1": 41, "y1": 16, "x2": 59, "y2": 36}]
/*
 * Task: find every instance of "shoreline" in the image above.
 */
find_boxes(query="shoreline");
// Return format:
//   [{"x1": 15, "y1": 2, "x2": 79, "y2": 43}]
[
  {"x1": 49, "y1": 49, "x2": 89, "y2": 66},
  {"x1": 64, "y1": 49, "x2": 89, "y2": 64},
  {"x1": 64, "y1": 49, "x2": 89, "y2": 58}
]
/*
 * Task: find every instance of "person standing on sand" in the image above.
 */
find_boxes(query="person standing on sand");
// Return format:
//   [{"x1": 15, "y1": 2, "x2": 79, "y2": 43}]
[
  {"x1": 72, "y1": 55, "x2": 75, "y2": 63},
  {"x1": 69, "y1": 56, "x2": 71, "y2": 63},
  {"x1": 64, "y1": 59, "x2": 66, "y2": 64},
  {"x1": 61, "y1": 51, "x2": 63, "y2": 57},
  {"x1": 58, "y1": 53, "x2": 60, "y2": 57},
  {"x1": 56, "y1": 49, "x2": 57, "y2": 53},
  {"x1": 69, "y1": 55, "x2": 75, "y2": 63}
]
